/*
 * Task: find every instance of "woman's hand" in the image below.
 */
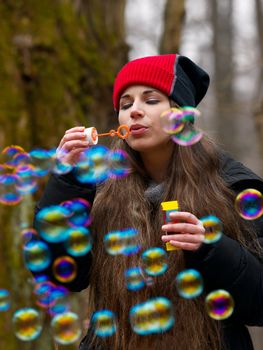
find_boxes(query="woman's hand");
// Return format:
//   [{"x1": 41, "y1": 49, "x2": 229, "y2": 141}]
[
  {"x1": 161, "y1": 211, "x2": 205, "y2": 251},
  {"x1": 56, "y1": 126, "x2": 90, "y2": 165}
]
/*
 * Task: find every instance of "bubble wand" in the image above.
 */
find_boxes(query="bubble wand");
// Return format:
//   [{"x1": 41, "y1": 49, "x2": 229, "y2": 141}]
[{"x1": 84, "y1": 125, "x2": 130, "y2": 145}]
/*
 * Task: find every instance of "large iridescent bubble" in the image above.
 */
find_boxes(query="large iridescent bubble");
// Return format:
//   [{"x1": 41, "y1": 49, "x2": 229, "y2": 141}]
[
  {"x1": 15, "y1": 165, "x2": 38, "y2": 195},
  {"x1": 91, "y1": 310, "x2": 117, "y2": 337},
  {"x1": 12, "y1": 308, "x2": 42, "y2": 341},
  {"x1": 200, "y1": 215, "x2": 223, "y2": 244},
  {"x1": 29, "y1": 148, "x2": 54, "y2": 177},
  {"x1": 23, "y1": 240, "x2": 51, "y2": 272},
  {"x1": 51, "y1": 311, "x2": 81, "y2": 344},
  {"x1": 1, "y1": 145, "x2": 25, "y2": 166},
  {"x1": 129, "y1": 297, "x2": 175, "y2": 335},
  {"x1": 160, "y1": 107, "x2": 203, "y2": 146},
  {"x1": 75, "y1": 145, "x2": 109, "y2": 184},
  {"x1": 160, "y1": 108, "x2": 185, "y2": 134},
  {"x1": 52, "y1": 256, "x2": 77, "y2": 283},
  {"x1": 0, "y1": 173, "x2": 22, "y2": 205},
  {"x1": 36, "y1": 205, "x2": 71, "y2": 243},
  {"x1": 104, "y1": 228, "x2": 140, "y2": 256},
  {"x1": 141, "y1": 247, "x2": 168, "y2": 276},
  {"x1": 235, "y1": 189, "x2": 263, "y2": 220},
  {"x1": 175, "y1": 269, "x2": 203, "y2": 299},
  {"x1": 124, "y1": 267, "x2": 145, "y2": 291},
  {"x1": 107, "y1": 149, "x2": 130, "y2": 178},
  {"x1": 61, "y1": 198, "x2": 92, "y2": 228},
  {"x1": 205, "y1": 289, "x2": 234, "y2": 320},
  {"x1": 64, "y1": 227, "x2": 92, "y2": 257}
]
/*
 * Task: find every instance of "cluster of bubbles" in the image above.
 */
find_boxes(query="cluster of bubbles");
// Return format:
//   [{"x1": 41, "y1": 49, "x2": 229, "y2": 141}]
[
  {"x1": 72, "y1": 146, "x2": 130, "y2": 184},
  {"x1": 0, "y1": 144, "x2": 130, "y2": 206},
  {"x1": 11, "y1": 306, "x2": 82, "y2": 344},
  {"x1": 3, "y1": 142, "x2": 262, "y2": 343},
  {"x1": 160, "y1": 107, "x2": 203, "y2": 146},
  {"x1": 22, "y1": 198, "x2": 93, "y2": 285},
  {"x1": 1, "y1": 275, "x2": 82, "y2": 344}
]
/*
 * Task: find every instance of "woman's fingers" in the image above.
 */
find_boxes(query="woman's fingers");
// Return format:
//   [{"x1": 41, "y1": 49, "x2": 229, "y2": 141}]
[
  {"x1": 56, "y1": 126, "x2": 90, "y2": 165},
  {"x1": 161, "y1": 211, "x2": 205, "y2": 251},
  {"x1": 65, "y1": 126, "x2": 85, "y2": 134},
  {"x1": 60, "y1": 139, "x2": 90, "y2": 152},
  {"x1": 168, "y1": 211, "x2": 200, "y2": 225},
  {"x1": 167, "y1": 241, "x2": 201, "y2": 250},
  {"x1": 57, "y1": 146, "x2": 88, "y2": 165},
  {"x1": 162, "y1": 222, "x2": 205, "y2": 235},
  {"x1": 161, "y1": 233, "x2": 204, "y2": 244},
  {"x1": 58, "y1": 130, "x2": 87, "y2": 149}
]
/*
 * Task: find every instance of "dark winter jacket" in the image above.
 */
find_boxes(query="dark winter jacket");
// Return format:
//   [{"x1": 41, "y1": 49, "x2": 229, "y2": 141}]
[{"x1": 34, "y1": 152, "x2": 263, "y2": 350}]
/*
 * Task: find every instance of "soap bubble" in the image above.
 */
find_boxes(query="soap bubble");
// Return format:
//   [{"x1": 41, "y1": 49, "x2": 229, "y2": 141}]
[
  {"x1": 175, "y1": 269, "x2": 203, "y2": 299},
  {"x1": 52, "y1": 256, "x2": 77, "y2": 283},
  {"x1": 200, "y1": 215, "x2": 223, "y2": 244},
  {"x1": 129, "y1": 297, "x2": 174, "y2": 335},
  {"x1": 12, "y1": 308, "x2": 42, "y2": 341},
  {"x1": 235, "y1": 189, "x2": 263, "y2": 220},
  {"x1": 51, "y1": 312, "x2": 81, "y2": 344},
  {"x1": 91, "y1": 310, "x2": 117, "y2": 337},
  {"x1": 205, "y1": 289, "x2": 234, "y2": 320},
  {"x1": 141, "y1": 247, "x2": 168, "y2": 276}
]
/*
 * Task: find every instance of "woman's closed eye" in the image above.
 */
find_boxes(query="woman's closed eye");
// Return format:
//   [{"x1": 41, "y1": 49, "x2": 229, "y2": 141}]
[
  {"x1": 120, "y1": 102, "x2": 133, "y2": 110},
  {"x1": 146, "y1": 98, "x2": 160, "y2": 104}
]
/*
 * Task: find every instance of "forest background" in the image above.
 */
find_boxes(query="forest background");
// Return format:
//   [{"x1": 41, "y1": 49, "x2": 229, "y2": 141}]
[{"x1": 0, "y1": 0, "x2": 263, "y2": 349}]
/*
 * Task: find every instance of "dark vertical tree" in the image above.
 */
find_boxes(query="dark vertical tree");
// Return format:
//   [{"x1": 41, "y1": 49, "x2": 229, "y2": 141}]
[
  {"x1": 159, "y1": 0, "x2": 185, "y2": 54},
  {"x1": 210, "y1": 0, "x2": 236, "y2": 154}
]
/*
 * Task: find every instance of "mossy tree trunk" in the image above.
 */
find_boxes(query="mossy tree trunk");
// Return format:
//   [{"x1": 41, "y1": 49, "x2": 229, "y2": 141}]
[
  {"x1": 159, "y1": 0, "x2": 185, "y2": 54},
  {"x1": 0, "y1": 1, "x2": 128, "y2": 349}
]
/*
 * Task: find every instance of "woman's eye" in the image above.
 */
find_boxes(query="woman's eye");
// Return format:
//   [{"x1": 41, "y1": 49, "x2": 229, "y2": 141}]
[
  {"x1": 146, "y1": 99, "x2": 159, "y2": 104},
  {"x1": 120, "y1": 103, "x2": 132, "y2": 110}
]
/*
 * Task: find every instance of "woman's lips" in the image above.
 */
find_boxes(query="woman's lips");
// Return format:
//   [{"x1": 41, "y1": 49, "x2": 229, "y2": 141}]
[{"x1": 130, "y1": 127, "x2": 148, "y2": 135}]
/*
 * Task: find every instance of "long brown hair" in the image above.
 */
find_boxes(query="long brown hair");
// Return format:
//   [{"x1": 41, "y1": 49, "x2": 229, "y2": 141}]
[{"x1": 87, "y1": 134, "x2": 259, "y2": 350}]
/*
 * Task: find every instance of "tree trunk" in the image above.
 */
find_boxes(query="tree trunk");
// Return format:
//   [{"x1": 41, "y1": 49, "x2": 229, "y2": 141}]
[
  {"x1": 210, "y1": 0, "x2": 236, "y2": 154},
  {"x1": 0, "y1": 1, "x2": 128, "y2": 349},
  {"x1": 159, "y1": 0, "x2": 185, "y2": 54}
]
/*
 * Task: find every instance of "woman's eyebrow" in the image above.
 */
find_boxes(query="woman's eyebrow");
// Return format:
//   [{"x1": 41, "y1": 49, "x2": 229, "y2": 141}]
[
  {"x1": 120, "y1": 89, "x2": 158, "y2": 100},
  {"x1": 142, "y1": 89, "x2": 157, "y2": 95},
  {"x1": 120, "y1": 94, "x2": 130, "y2": 100}
]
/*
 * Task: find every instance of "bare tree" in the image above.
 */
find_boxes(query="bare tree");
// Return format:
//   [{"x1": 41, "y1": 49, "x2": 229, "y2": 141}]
[
  {"x1": 209, "y1": 0, "x2": 238, "y2": 154},
  {"x1": 160, "y1": 0, "x2": 185, "y2": 54}
]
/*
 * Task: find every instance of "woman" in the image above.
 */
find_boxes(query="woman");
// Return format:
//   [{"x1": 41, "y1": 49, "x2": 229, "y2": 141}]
[{"x1": 35, "y1": 54, "x2": 263, "y2": 350}]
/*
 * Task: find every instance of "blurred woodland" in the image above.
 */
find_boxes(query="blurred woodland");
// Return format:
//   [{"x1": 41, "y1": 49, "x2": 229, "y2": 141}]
[{"x1": 0, "y1": 0, "x2": 262, "y2": 349}]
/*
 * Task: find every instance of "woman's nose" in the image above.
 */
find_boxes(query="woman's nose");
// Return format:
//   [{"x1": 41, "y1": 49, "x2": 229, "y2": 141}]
[{"x1": 130, "y1": 103, "x2": 145, "y2": 119}]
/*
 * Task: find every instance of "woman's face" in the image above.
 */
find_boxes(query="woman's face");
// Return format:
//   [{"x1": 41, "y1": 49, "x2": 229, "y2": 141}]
[{"x1": 118, "y1": 85, "x2": 172, "y2": 153}]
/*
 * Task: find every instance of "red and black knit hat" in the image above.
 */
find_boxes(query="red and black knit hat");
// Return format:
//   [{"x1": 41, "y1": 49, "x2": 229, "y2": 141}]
[{"x1": 113, "y1": 54, "x2": 210, "y2": 111}]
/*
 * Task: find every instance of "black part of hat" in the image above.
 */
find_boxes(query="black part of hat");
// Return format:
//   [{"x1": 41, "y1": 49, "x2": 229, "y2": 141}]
[{"x1": 171, "y1": 55, "x2": 210, "y2": 107}]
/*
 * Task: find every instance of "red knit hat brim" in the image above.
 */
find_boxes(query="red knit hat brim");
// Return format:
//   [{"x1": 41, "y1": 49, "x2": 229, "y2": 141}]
[{"x1": 113, "y1": 54, "x2": 177, "y2": 110}]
